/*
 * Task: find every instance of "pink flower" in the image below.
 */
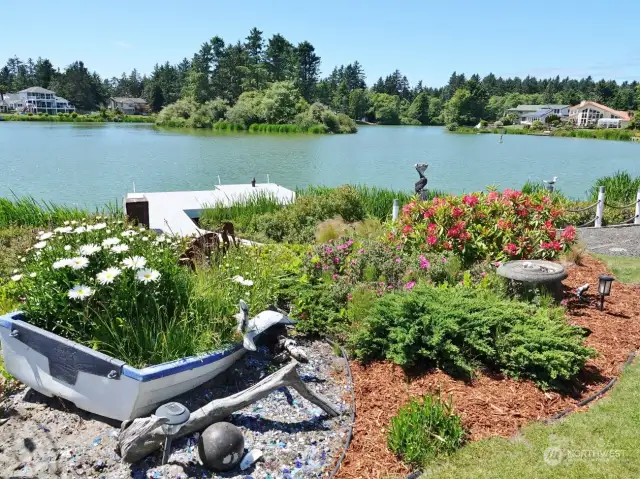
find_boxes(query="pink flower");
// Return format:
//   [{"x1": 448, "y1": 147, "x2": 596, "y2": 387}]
[
  {"x1": 427, "y1": 235, "x2": 437, "y2": 246},
  {"x1": 486, "y1": 191, "x2": 500, "y2": 202},
  {"x1": 395, "y1": 257, "x2": 402, "y2": 263},
  {"x1": 442, "y1": 257, "x2": 447, "y2": 263},
  {"x1": 463, "y1": 195, "x2": 479, "y2": 207},
  {"x1": 334, "y1": 257, "x2": 340, "y2": 263},
  {"x1": 402, "y1": 224, "x2": 413, "y2": 235},
  {"x1": 419, "y1": 255, "x2": 430, "y2": 270},
  {"x1": 504, "y1": 243, "x2": 517, "y2": 255},
  {"x1": 404, "y1": 281, "x2": 416, "y2": 290},
  {"x1": 322, "y1": 265, "x2": 329, "y2": 271},
  {"x1": 451, "y1": 207, "x2": 464, "y2": 218},
  {"x1": 332, "y1": 274, "x2": 338, "y2": 280},
  {"x1": 481, "y1": 271, "x2": 487, "y2": 277},
  {"x1": 347, "y1": 294, "x2": 353, "y2": 301},
  {"x1": 561, "y1": 299, "x2": 568, "y2": 306},
  {"x1": 358, "y1": 248, "x2": 365, "y2": 254},
  {"x1": 561, "y1": 226, "x2": 576, "y2": 242},
  {"x1": 387, "y1": 285, "x2": 393, "y2": 290},
  {"x1": 326, "y1": 246, "x2": 334, "y2": 253},
  {"x1": 351, "y1": 259, "x2": 357, "y2": 265}
]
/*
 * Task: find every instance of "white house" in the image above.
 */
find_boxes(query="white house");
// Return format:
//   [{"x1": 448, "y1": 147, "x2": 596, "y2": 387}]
[
  {"x1": 568, "y1": 101, "x2": 630, "y2": 128},
  {"x1": 504, "y1": 104, "x2": 569, "y2": 124},
  {"x1": 7, "y1": 86, "x2": 76, "y2": 114},
  {"x1": 108, "y1": 97, "x2": 148, "y2": 115},
  {"x1": 0, "y1": 93, "x2": 25, "y2": 112}
]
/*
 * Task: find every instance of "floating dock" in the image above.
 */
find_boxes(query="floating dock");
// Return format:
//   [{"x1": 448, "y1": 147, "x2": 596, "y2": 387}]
[{"x1": 124, "y1": 183, "x2": 295, "y2": 236}]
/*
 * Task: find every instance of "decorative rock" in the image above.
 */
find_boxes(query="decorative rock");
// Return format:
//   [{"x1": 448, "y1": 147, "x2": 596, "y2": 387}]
[
  {"x1": 198, "y1": 422, "x2": 244, "y2": 471},
  {"x1": 239, "y1": 449, "x2": 263, "y2": 470}
]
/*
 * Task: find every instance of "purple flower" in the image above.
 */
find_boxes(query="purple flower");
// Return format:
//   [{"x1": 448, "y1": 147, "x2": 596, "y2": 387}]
[
  {"x1": 334, "y1": 257, "x2": 340, "y2": 263},
  {"x1": 322, "y1": 265, "x2": 329, "y2": 271},
  {"x1": 442, "y1": 257, "x2": 447, "y2": 263},
  {"x1": 395, "y1": 257, "x2": 402, "y2": 263},
  {"x1": 347, "y1": 239, "x2": 354, "y2": 246},
  {"x1": 332, "y1": 274, "x2": 338, "y2": 280},
  {"x1": 387, "y1": 285, "x2": 393, "y2": 290},
  {"x1": 351, "y1": 260, "x2": 357, "y2": 265},
  {"x1": 405, "y1": 281, "x2": 416, "y2": 290},
  {"x1": 326, "y1": 246, "x2": 334, "y2": 254},
  {"x1": 419, "y1": 255, "x2": 430, "y2": 270},
  {"x1": 358, "y1": 248, "x2": 365, "y2": 254},
  {"x1": 396, "y1": 245, "x2": 402, "y2": 250}
]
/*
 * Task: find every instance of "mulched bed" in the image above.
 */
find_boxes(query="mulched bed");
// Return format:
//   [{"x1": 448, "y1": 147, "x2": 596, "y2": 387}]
[{"x1": 335, "y1": 254, "x2": 640, "y2": 479}]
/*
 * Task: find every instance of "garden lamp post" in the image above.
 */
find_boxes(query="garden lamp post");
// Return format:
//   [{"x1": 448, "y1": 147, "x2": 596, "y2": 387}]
[
  {"x1": 155, "y1": 402, "x2": 190, "y2": 465},
  {"x1": 597, "y1": 275, "x2": 614, "y2": 311}
]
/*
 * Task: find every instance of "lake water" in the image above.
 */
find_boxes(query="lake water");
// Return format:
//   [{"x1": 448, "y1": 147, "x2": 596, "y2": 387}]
[{"x1": 1, "y1": 122, "x2": 639, "y2": 207}]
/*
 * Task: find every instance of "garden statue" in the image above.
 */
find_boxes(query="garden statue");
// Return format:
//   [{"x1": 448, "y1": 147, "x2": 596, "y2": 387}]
[
  {"x1": 414, "y1": 163, "x2": 429, "y2": 200},
  {"x1": 235, "y1": 299, "x2": 296, "y2": 351}
]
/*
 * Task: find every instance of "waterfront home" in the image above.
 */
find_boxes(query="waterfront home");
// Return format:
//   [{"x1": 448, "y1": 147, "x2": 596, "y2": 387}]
[
  {"x1": 521, "y1": 108, "x2": 556, "y2": 125},
  {"x1": 0, "y1": 93, "x2": 24, "y2": 112},
  {"x1": 568, "y1": 101, "x2": 630, "y2": 128},
  {"x1": 20, "y1": 87, "x2": 75, "y2": 114},
  {"x1": 505, "y1": 104, "x2": 569, "y2": 124},
  {"x1": 107, "y1": 97, "x2": 149, "y2": 115}
]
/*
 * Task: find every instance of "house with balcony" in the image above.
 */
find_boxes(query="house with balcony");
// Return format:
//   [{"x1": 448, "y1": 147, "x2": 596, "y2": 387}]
[
  {"x1": 107, "y1": 97, "x2": 149, "y2": 115},
  {"x1": 504, "y1": 104, "x2": 569, "y2": 124},
  {"x1": 4, "y1": 87, "x2": 76, "y2": 114},
  {"x1": 567, "y1": 101, "x2": 630, "y2": 128}
]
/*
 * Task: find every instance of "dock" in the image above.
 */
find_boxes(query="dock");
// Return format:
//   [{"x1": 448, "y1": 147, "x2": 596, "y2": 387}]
[{"x1": 124, "y1": 183, "x2": 295, "y2": 236}]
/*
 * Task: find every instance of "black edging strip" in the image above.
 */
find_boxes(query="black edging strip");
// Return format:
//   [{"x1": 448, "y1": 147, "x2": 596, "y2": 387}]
[
  {"x1": 409, "y1": 350, "x2": 637, "y2": 479},
  {"x1": 325, "y1": 338, "x2": 356, "y2": 478}
]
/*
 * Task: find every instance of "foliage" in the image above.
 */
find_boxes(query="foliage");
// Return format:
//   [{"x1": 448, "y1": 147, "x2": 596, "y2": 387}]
[
  {"x1": 446, "y1": 122, "x2": 459, "y2": 131},
  {"x1": 587, "y1": 171, "x2": 640, "y2": 204},
  {"x1": 531, "y1": 120, "x2": 545, "y2": 131},
  {"x1": 395, "y1": 190, "x2": 575, "y2": 264},
  {"x1": 443, "y1": 86, "x2": 487, "y2": 126},
  {"x1": 0, "y1": 113, "x2": 154, "y2": 123},
  {"x1": 388, "y1": 395, "x2": 465, "y2": 468},
  {"x1": 349, "y1": 284, "x2": 595, "y2": 388},
  {"x1": 0, "y1": 227, "x2": 34, "y2": 284}
]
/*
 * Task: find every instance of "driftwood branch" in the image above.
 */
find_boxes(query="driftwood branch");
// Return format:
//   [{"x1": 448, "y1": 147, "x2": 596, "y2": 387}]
[{"x1": 118, "y1": 360, "x2": 340, "y2": 463}]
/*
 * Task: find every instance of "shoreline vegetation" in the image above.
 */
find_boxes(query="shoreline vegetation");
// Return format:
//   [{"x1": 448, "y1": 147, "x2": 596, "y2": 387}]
[
  {"x1": 0, "y1": 110, "x2": 154, "y2": 124},
  {"x1": 449, "y1": 124, "x2": 640, "y2": 142}
]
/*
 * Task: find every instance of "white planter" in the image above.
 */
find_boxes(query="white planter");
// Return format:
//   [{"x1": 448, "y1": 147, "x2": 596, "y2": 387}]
[{"x1": 0, "y1": 311, "x2": 245, "y2": 421}]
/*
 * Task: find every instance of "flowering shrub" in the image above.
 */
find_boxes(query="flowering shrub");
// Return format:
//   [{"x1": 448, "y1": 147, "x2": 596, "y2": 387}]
[{"x1": 395, "y1": 190, "x2": 575, "y2": 264}]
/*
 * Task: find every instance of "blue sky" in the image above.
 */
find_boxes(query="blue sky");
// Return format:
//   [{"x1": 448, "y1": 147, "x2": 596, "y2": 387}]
[{"x1": 2, "y1": 0, "x2": 639, "y2": 87}]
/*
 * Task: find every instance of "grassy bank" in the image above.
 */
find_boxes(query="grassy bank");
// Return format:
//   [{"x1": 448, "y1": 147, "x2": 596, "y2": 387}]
[
  {"x1": 0, "y1": 113, "x2": 154, "y2": 123},
  {"x1": 449, "y1": 125, "x2": 639, "y2": 142},
  {"x1": 158, "y1": 120, "x2": 334, "y2": 134},
  {"x1": 593, "y1": 254, "x2": 640, "y2": 284}
]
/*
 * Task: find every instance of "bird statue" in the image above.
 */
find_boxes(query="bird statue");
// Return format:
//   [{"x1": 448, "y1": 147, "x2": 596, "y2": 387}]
[
  {"x1": 576, "y1": 283, "x2": 589, "y2": 299},
  {"x1": 414, "y1": 163, "x2": 429, "y2": 200},
  {"x1": 235, "y1": 300, "x2": 296, "y2": 351}
]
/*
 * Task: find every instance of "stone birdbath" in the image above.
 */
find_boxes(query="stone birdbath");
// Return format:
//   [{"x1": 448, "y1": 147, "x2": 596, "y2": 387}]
[{"x1": 497, "y1": 260, "x2": 567, "y2": 300}]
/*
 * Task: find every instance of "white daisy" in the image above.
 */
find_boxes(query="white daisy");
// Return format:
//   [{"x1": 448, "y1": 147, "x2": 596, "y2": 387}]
[
  {"x1": 68, "y1": 285, "x2": 94, "y2": 300},
  {"x1": 121, "y1": 230, "x2": 138, "y2": 237},
  {"x1": 122, "y1": 256, "x2": 146, "y2": 269},
  {"x1": 96, "y1": 267, "x2": 122, "y2": 285},
  {"x1": 85, "y1": 225, "x2": 94, "y2": 232},
  {"x1": 55, "y1": 226, "x2": 73, "y2": 234},
  {"x1": 39, "y1": 232, "x2": 54, "y2": 240},
  {"x1": 78, "y1": 244, "x2": 101, "y2": 256},
  {"x1": 53, "y1": 258, "x2": 73, "y2": 269},
  {"x1": 232, "y1": 275, "x2": 245, "y2": 284},
  {"x1": 154, "y1": 235, "x2": 166, "y2": 243},
  {"x1": 70, "y1": 220, "x2": 78, "y2": 225},
  {"x1": 135, "y1": 268, "x2": 161, "y2": 284},
  {"x1": 63, "y1": 221, "x2": 70, "y2": 226},
  {"x1": 138, "y1": 226, "x2": 146, "y2": 231},
  {"x1": 20, "y1": 258, "x2": 26, "y2": 263},
  {"x1": 69, "y1": 256, "x2": 90, "y2": 270},
  {"x1": 141, "y1": 236, "x2": 149, "y2": 242},
  {"x1": 64, "y1": 245, "x2": 72, "y2": 251},
  {"x1": 74, "y1": 226, "x2": 86, "y2": 234},
  {"x1": 33, "y1": 241, "x2": 48, "y2": 249},
  {"x1": 241, "y1": 279, "x2": 254, "y2": 287},
  {"x1": 92, "y1": 222, "x2": 107, "y2": 230},
  {"x1": 106, "y1": 229, "x2": 112, "y2": 234},
  {"x1": 111, "y1": 244, "x2": 129, "y2": 253},
  {"x1": 11, "y1": 274, "x2": 23, "y2": 281},
  {"x1": 102, "y1": 237, "x2": 121, "y2": 247},
  {"x1": 29, "y1": 272, "x2": 37, "y2": 278}
]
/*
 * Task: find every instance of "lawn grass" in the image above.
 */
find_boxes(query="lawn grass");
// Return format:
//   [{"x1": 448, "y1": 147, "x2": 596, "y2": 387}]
[
  {"x1": 421, "y1": 359, "x2": 640, "y2": 479},
  {"x1": 593, "y1": 254, "x2": 640, "y2": 284}
]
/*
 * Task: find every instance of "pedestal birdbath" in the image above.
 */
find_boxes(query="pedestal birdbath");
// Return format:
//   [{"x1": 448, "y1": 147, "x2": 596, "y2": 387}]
[{"x1": 497, "y1": 260, "x2": 567, "y2": 300}]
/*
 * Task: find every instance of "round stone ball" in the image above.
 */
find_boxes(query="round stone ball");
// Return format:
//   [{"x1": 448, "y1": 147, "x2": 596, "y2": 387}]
[{"x1": 198, "y1": 422, "x2": 245, "y2": 471}]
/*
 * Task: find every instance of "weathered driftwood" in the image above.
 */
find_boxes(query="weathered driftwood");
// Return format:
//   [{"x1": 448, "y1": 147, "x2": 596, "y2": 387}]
[{"x1": 117, "y1": 360, "x2": 339, "y2": 463}]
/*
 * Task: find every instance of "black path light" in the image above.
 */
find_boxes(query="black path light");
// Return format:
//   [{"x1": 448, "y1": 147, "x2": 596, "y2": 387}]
[
  {"x1": 597, "y1": 275, "x2": 615, "y2": 311},
  {"x1": 156, "y1": 402, "x2": 191, "y2": 465}
]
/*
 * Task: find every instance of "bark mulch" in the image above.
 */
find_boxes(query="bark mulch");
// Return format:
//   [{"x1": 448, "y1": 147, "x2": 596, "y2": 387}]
[{"x1": 335, "y1": 254, "x2": 640, "y2": 479}]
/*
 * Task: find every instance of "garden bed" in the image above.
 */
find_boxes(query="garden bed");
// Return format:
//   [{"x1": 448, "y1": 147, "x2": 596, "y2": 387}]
[
  {"x1": 336, "y1": 255, "x2": 640, "y2": 479},
  {"x1": 0, "y1": 339, "x2": 351, "y2": 479}
]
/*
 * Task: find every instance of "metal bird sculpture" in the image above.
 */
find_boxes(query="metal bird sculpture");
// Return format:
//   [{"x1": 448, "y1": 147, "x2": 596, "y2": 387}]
[
  {"x1": 414, "y1": 163, "x2": 429, "y2": 200},
  {"x1": 235, "y1": 300, "x2": 296, "y2": 351},
  {"x1": 576, "y1": 283, "x2": 589, "y2": 299}
]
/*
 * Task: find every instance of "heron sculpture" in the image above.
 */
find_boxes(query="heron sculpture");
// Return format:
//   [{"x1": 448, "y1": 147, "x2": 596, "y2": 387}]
[
  {"x1": 414, "y1": 163, "x2": 429, "y2": 200},
  {"x1": 235, "y1": 300, "x2": 296, "y2": 351}
]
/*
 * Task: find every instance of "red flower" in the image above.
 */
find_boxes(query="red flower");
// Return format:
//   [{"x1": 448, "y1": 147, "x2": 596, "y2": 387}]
[
  {"x1": 497, "y1": 219, "x2": 512, "y2": 230},
  {"x1": 442, "y1": 241, "x2": 452, "y2": 250},
  {"x1": 486, "y1": 191, "x2": 500, "y2": 202},
  {"x1": 516, "y1": 207, "x2": 528, "y2": 217},
  {"x1": 446, "y1": 227, "x2": 459, "y2": 238},
  {"x1": 463, "y1": 195, "x2": 479, "y2": 207},
  {"x1": 459, "y1": 231, "x2": 471, "y2": 242},
  {"x1": 427, "y1": 235, "x2": 438, "y2": 246},
  {"x1": 402, "y1": 202, "x2": 417, "y2": 216},
  {"x1": 423, "y1": 207, "x2": 436, "y2": 219},
  {"x1": 561, "y1": 226, "x2": 576, "y2": 242},
  {"x1": 504, "y1": 243, "x2": 517, "y2": 255},
  {"x1": 402, "y1": 224, "x2": 413, "y2": 235},
  {"x1": 503, "y1": 189, "x2": 523, "y2": 200},
  {"x1": 427, "y1": 223, "x2": 438, "y2": 235},
  {"x1": 541, "y1": 241, "x2": 562, "y2": 251},
  {"x1": 452, "y1": 207, "x2": 464, "y2": 218}
]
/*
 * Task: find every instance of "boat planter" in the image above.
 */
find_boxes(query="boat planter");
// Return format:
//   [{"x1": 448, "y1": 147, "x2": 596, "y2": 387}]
[{"x1": 0, "y1": 311, "x2": 245, "y2": 421}]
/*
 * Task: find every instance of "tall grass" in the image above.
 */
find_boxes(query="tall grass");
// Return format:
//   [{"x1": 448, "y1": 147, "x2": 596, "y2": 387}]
[
  {"x1": 200, "y1": 190, "x2": 287, "y2": 231},
  {"x1": 0, "y1": 196, "x2": 121, "y2": 228},
  {"x1": 587, "y1": 171, "x2": 640, "y2": 204}
]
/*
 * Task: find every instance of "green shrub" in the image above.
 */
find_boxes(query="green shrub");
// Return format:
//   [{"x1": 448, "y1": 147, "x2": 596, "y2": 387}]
[
  {"x1": 446, "y1": 122, "x2": 459, "y2": 131},
  {"x1": 349, "y1": 284, "x2": 595, "y2": 388},
  {"x1": 479, "y1": 119, "x2": 488, "y2": 128},
  {"x1": 388, "y1": 395, "x2": 465, "y2": 468},
  {"x1": 587, "y1": 170, "x2": 640, "y2": 205}
]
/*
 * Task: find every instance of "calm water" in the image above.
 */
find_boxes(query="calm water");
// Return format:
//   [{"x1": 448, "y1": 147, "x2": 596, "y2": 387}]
[{"x1": 1, "y1": 122, "x2": 639, "y2": 207}]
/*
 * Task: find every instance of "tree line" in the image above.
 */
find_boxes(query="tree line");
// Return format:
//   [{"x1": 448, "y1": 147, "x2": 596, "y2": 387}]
[{"x1": 1, "y1": 28, "x2": 639, "y2": 126}]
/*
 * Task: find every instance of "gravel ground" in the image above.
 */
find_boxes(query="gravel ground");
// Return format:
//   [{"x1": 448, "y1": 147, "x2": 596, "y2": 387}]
[
  {"x1": 0, "y1": 339, "x2": 352, "y2": 479},
  {"x1": 578, "y1": 225, "x2": 640, "y2": 257}
]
